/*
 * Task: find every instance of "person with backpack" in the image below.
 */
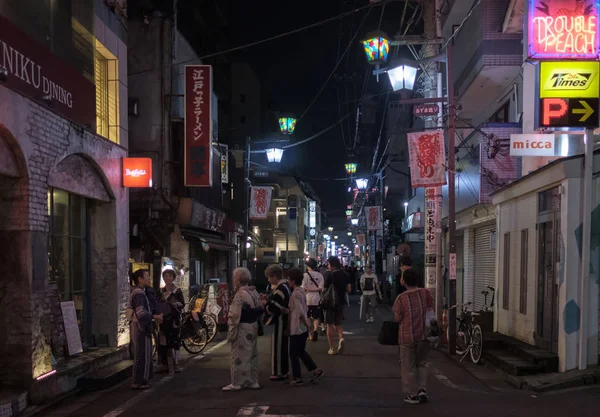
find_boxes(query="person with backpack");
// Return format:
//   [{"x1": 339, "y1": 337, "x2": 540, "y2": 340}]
[
  {"x1": 322, "y1": 256, "x2": 350, "y2": 355},
  {"x1": 360, "y1": 264, "x2": 382, "y2": 323},
  {"x1": 302, "y1": 258, "x2": 324, "y2": 341}
]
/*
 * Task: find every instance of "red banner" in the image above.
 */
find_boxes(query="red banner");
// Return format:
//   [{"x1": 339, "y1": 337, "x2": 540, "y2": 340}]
[
  {"x1": 249, "y1": 186, "x2": 273, "y2": 219},
  {"x1": 407, "y1": 130, "x2": 447, "y2": 188},
  {"x1": 185, "y1": 65, "x2": 213, "y2": 187},
  {"x1": 365, "y1": 206, "x2": 381, "y2": 231}
]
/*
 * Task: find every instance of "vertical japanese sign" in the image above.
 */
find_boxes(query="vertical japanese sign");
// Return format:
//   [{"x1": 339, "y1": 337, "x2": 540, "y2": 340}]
[
  {"x1": 185, "y1": 65, "x2": 213, "y2": 187},
  {"x1": 407, "y1": 130, "x2": 447, "y2": 188},
  {"x1": 425, "y1": 188, "x2": 437, "y2": 254},
  {"x1": 220, "y1": 144, "x2": 229, "y2": 183},
  {"x1": 356, "y1": 234, "x2": 366, "y2": 246},
  {"x1": 354, "y1": 246, "x2": 361, "y2": 257},
  {"x1": 249, "y1": 186, "x2": 272, "y2": 219},
  {"x1": 366, "y1": 206, "x2": 381, "y2": 231},
  {"x1": 449, "y1": 253, "x2": 457, "y2": 281}
]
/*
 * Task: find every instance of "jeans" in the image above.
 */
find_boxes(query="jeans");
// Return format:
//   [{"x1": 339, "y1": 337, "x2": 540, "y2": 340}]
[
  {"x1": 363, "y1": 293, "x2": 377, "y2": 319},
  {"x1": 289, "y1": 332, "x2": 317, "y2": 379},
  {"x1": 399, "y1": 340, "x2": 430, "y2": 395}
]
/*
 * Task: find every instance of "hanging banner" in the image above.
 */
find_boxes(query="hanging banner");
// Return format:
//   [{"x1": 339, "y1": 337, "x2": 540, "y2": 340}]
[
  {"x1": 249, "y1": 186, "x2": 272, "y2": 219},
  {"x1": 365, "y1": 206, "x2": 381, "y2": 231},
  {"x1": 425, "y1": 188, "x2": 437, "y2": 254},
  {"x1": 354, "y1": 246, "x2": 361, "y2": 257},
  {"x1": 407, "y1": 130, "x2": 447, "y2": 188},
  {"x1": 356, "y1": 234, "x2": 366, "y2": 246},
  {"x1": 185, "y1": 65, "x2": 213, "y2": 187},
  {"x1": 220, "y1": 144, "x2": 229, "y2": 183},
  {"x1": 318, "y1": 244, "x2": 324, "y2": 255}
]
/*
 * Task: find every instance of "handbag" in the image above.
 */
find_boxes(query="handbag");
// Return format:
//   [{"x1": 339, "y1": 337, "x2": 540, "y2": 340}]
[
  {"x1": 378, "y1": 321, "x2": 399, "y2": 345},
  {"x1": 320, "y1": 284, "x2": 337, "y2": 310}
]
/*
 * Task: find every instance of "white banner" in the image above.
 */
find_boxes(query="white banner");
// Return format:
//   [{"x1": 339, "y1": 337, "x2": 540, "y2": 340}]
[
  {"x1": 354, "y1": 246, "x2": 360, "y2": 256},
  {"x1": 407, "y1": 130, "x2": 447, "y2": 188},
  {"x1": 249, "y1": 186, "x2": 272, "y2": 219},
  {"x1": 365, "y1": 206, "x2": 381, "y2": 231},
  {"x1": 356, "y1": 234, "x2": 366, "y2": 246}
]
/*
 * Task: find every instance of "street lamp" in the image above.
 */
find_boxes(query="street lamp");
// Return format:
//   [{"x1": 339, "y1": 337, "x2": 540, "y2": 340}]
[
  {"x1": 334, "y1": 235, "x2": 338, "y2": 240},
  {"x1": 266, "y1": 148, "x2": 284, "y2": 163},
  {"x1": 361, "y1": 31, "x2": 390, "y2": 65},
  {"x1": 347, "y1": 232, "x2": 352, "y2": 236},
  {"x1": 328, "y1": 226, "x2": 334, "y2": 232},
  {"x1": 344, "y1": 163, "x2": 357, "y2": 175},
  {"x1": 278, "y1": 117, "x2": 297, "y2": 135},
  {"x1": 356, "y1": 178, "x2": 368, "y2": 190},
  {"x1": 387, "y1": 61, "x2": 419, "y2": 92},
  {"x1": 345, "y1": 210, "x2": 353, "y2": 216},
  {"x1": 404, "y1": 201, "x2": 409, "y2": 217},
  {"x1": 351, "y1": 218, "x2": 359, "y2": 226}
]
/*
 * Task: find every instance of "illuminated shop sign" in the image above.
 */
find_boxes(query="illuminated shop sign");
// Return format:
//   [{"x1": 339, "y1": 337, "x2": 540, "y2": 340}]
[
  {"x1": 123, "y1": 158, "x2": 153, "y2": 188},
  {"x1": 539, "y1": 97, "x2": 597, "y2": 127},
  {"x1": 528, "y1": 0, "x2": 599, "y2": 59},
  {"x1": 510, "y1": 134, "x2": 555, "y2": 156},
  {"x1": 540, "y1": 61, "x2": 599, "y2": 98}
]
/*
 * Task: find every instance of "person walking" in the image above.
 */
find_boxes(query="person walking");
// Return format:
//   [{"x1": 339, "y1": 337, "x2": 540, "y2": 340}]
[
  {"x1": 129, "y1": 269, "x2": 163, "y2": 390},
  {"x1": 158, "y1": 269, "x2": 185, "y2": 373},
  {"x1": 360, "y1": 265, "x2": 381, "y2": 323},
  {"x1": 302, "y1": 258, "x2": 324, "y2": 341},
  {"x1": 393, "y1": 269, "x2": 434, "y2": 404},
  {"x1": 395, "y1": 256, "x2": 411, "y2": 297},
  {"x1": 262, "y1": 264, "x2": 291, "y2": 381},
  {"x1": 323, "y1": 256, "x2": 350, "y2": 355},
  {"x1": 285, "y1": 268, "x2": 324, "y2": 386},
  {"x1": 223, "y1": 268, "x2": 263, "y2": 391}
]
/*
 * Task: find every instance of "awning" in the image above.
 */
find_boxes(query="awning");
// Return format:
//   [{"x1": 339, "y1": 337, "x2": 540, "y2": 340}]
[{"x1": 181, "y1": 226, "x2": 237, "y2": 251}]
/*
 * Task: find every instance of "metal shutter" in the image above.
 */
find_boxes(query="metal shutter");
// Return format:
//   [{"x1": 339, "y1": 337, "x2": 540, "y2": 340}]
[{"x1": 474, "y1": 224, "x2": 496, "y2": 311}]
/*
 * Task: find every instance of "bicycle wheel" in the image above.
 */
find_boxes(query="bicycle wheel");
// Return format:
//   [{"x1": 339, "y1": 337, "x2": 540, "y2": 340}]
[
  {"x1": 182, "y1": 328, "x2": 208, "y2": 355},
  {"x1": 455, "y1": 322, "x2": 470, "y2": 355},
  {"x1": 202, "y1": 313, "x2": 218, "y2": 343},
  {"x1": 470, "y1": 324, "x2": 483, "y2": 364}
]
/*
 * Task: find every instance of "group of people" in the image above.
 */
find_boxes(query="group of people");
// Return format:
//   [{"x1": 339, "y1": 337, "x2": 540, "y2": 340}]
[
  {"x1": 128, "y1": 268, "x2": 186, "y2": 390},
  {"x1": 224, "y1": 256, "x2": 351, "y2": 390}
]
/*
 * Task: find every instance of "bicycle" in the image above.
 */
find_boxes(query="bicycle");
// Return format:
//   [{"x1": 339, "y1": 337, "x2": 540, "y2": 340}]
[
  {"x1": 447, "y1": 302, "x2": 483, "y2": 364},
  {"x1": 202, "y1": 312, "x2": 218, "y2": 343}
]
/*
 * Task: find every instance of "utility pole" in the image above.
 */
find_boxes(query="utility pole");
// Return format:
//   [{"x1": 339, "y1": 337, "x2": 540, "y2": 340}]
[{"x1": 242, "y1": 136, "x2": 251, "y2": 267}]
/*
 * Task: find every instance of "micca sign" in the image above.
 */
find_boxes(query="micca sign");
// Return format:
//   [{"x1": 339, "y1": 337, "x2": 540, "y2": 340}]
[
  {"x1": 510, "y1": 134, "x2": 555, "y2": 157},
  {"x1": 123, "y1": 158, "x2": 153, "y2": 188}
]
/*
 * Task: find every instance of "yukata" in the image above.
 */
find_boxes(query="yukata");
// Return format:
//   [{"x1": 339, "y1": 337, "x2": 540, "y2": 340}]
[
  {"x1": 227, "y1": 286, "x2": 263, "y2": 387},
  {"x1": 264, "y1": 281, "x2": 291, "y2": 378},
  {"x1": 158, "y1": 286, "x2": 185, "y2": 367},
  {"x1": 130, "y1": 286, "x2": 154, "y2": 386}
]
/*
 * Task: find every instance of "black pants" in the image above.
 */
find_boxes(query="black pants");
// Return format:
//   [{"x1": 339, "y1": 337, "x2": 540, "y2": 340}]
[{"x1": 289, "y1": 332, "x2": 317, "y2": 379}]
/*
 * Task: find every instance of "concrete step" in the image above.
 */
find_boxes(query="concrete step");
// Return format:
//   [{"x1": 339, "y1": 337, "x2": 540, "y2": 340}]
[
  {"x1": 484, "y1": 332, "x2": 559, "y2": 373},
  {"x1": 483, "y1": 349, "x2": 545, "y2": 376},
  {"x1": 78, "y1": 360, "x2": 133, "y2": 391},
  {"x1": 0, "y1": 390, "x2": 27, "y2": 417}
]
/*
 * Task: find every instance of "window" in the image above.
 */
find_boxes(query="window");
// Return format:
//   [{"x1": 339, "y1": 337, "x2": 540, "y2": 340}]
[
  {"x1": 48, "y1": 188, "x2": 90, "y2": 344},
  {"x1": 502, "y1": 232, "x2": 510, "y2": 309},
  {"x1": 538, "y1": 187, "x2": 561, "y2": 213},
  {"x1": 489, "y1": 100, "x2": 510, "y2": 123},
  {"x1": 240, "y1": 94, "x2": 246, "y2": 104},
  {"x1": 95, "y1": 40, "x2": 120, "y2": 144},
  {"x1": 519, "y1": 229, "x2": 528, "y2": 314},
  {"x1": 240, "y1": 115, "x2": 246, "y2": 124}
]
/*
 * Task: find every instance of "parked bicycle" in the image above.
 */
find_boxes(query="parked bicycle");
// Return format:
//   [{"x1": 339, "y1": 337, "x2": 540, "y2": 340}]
[
  {"x1": 480, "y1": 286, "x2": 496, "y2": 312},
  {"x1": 447, "y1": 302, "x2": 483, "y2": 364}
]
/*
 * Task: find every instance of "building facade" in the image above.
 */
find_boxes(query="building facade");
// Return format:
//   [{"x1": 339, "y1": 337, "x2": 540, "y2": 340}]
[{"x1": 0, "y1": 0, "x2": 129, "y2": 403}]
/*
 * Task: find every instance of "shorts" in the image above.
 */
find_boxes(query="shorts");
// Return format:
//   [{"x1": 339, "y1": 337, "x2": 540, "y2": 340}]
[
  {"x1": 324, "y1": 307, "x2": 344, "y2": 326},
  {"x1": 307, "y1": 305, "x2": 323, "y2": 321}
]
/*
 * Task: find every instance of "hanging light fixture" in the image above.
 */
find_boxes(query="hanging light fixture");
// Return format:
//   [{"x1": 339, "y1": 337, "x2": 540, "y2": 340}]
[
  {"x1": 344, "y1": 163, "x2": 358, "y2": 175},
  {"x1": 345, "y1": 210, "x2": 353, "y2": 216},
  {"x1": 278, "y1": 117, "x2": 297, "y2": 135},
  {"x1": 387, "y1": 60, "x2": 419, "y2": 92},
  {"x1": 356, "y1": 178, "x2": 368, "y2": 190},
  {"x1": 266, "y1": 148, "x2": 284, "y2": 163},
  {"x1": 351, "y1": 218, "x2": 359, "y2": 226},
  {"x1": 361, "y1": 31, "x2": 390, "y2": 65}
]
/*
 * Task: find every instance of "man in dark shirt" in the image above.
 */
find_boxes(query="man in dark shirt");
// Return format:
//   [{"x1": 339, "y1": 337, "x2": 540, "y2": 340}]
[{"x1": 324, "y1": 256, "x2": 350, "y2": 355}]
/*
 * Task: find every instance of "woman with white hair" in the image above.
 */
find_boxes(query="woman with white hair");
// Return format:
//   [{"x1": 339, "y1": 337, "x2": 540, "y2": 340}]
[{"x1": 223, "y1": 268, "x2": 264, "y2": 391}]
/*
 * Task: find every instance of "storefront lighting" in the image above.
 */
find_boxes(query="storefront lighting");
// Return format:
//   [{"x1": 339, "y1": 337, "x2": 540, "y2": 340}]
[
  {"x1": 266, "y1": 148, "x2": 284, "y2": 163},
  {"x1": 356, "y1": 178, "x2": 368, "y2": 190},
  {"x1": 278, "y1": 117, "x2": 297, "y2": 135}
]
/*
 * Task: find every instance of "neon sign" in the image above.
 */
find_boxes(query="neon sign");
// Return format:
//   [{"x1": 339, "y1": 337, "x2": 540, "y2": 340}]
[{"x1": 529, "y1": 0, "x2": 599, "y2": 59}]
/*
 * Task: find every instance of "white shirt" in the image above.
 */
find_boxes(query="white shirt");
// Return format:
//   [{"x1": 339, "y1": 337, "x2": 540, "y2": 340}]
[
  {"x1": 360, "y1": 273, "x2": 378, "y2": 295},
  {"x1": 302, "y1": 271, "x2": 324, "y2": 306},
  {"x1": 289, "y1": 287, "x2": 309, "y2": 336}
]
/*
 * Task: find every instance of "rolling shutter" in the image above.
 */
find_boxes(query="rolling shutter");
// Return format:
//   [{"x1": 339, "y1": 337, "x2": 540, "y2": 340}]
[{"x1": 474, "y1": 224, "x2": 496, "y2": 311}]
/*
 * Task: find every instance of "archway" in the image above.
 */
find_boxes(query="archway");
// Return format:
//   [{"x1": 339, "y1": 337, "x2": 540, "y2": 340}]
[{"x1": 0, "y1": 124, "x2": 32, "y2": 388}]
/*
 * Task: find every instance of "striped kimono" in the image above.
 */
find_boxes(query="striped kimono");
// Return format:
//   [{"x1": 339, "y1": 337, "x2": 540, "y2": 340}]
[
  {"x1": 130, "y1": 286, "x2": 154, "y2": 386},
  {"x1": 265, "y1": 281, "x2": 291, "y2": 378}
]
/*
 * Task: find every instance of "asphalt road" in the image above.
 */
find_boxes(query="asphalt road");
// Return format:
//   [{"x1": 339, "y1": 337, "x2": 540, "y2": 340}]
[{"x1": 39, "y1": 301, "x2": 600, "y2": 417}]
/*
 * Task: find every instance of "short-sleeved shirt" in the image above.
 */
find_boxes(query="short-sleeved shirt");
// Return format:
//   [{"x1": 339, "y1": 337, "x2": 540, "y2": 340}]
[
  {"x1": 393, "y1": 288, "x2": 434, "y2": 345},
  {"x1": 324, "y1": 270, "x2": 349, "y2": 304},
  {"x1": 302, "y1": 271, "x2": 324, "y2": 306},
  {"x1": 360, "y1": 273, "x2": 378, "y2": 295}
]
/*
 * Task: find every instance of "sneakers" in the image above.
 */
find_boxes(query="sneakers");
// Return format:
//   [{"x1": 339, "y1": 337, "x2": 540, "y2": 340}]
[
  {"x1": 247, "y1": 383, "x2": 261, "y2": 390},
  {"x1": 222, "y1": 384, "x2": 242, "y2": 391},
  {"x1": 337, "y1": 338, "x2": 345, "y2": 354},
  {"x1": 287, "y1": 379, "x2": 304, "y2": 386},
  {"x1": 418, "y1": 389, "x2": 428, "y2": 403},
  {"x1": 404, "y1": 395, "x2": 420, "y2": 404},
  {"x1": 327, "y1": 348, "x2": 337, "y2": 355},
  {"x1": 310, "y1": 369, "x2": 324, "y2": 384}
]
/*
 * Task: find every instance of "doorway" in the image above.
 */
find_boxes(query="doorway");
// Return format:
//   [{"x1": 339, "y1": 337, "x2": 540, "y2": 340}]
[{"x1": 535, "y1": 187, "x2": 561, "y2": 353}]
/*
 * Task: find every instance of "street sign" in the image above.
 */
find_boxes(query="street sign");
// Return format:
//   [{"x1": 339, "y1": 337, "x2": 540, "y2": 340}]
[
  {"x1": 414, "y1": 103, "x2": 439, "y2": 116},
  {"x1": 539, "y1": 98, "x2": 598, "y2": 127}
]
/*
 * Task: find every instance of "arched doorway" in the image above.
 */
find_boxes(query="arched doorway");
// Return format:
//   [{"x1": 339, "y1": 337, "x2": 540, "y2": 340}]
[{"x1": 0, "y1": 124, "x2": 32, "y2": 387}]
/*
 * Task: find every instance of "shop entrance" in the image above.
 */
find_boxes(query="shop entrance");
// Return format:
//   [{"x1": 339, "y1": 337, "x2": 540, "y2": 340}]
[{"x1": 535, "y1": 187, "x2": 561, "y2": 353}]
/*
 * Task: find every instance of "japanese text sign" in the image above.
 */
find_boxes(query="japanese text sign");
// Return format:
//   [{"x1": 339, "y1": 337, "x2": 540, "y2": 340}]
[
  {"x1": 366, "y1": 206, "x2": 381, "y2": 231},
  {"x1": 356, "y1": 234, "x2": 366, "y2": 246},
  {"x1": 185, "y1": 65, "x2": 213, "y2": 187},
  {"x1": 249, "y1": 186, "x2": 273, "y2": 219},
  {"x1": 424, "y1": 188, "x2": 437, "y2": 255},
  {"x1": 528, "y1": 0, "x2": 599, "y2": 59},
  {"x1": 123, "y1": 158, "x2": 153, "y2": 188},
  {"x1": 407, "y1": 130, "x2": 447, "y2": 188},
  {"x1": 449, "y1": 253, "x2": 457, "y2": 281}
]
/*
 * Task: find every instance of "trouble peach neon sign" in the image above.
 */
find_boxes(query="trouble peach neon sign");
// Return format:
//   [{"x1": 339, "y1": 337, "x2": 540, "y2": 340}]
[{"x1": 529, "y1": 0, "x2": 599, "y2": 58}]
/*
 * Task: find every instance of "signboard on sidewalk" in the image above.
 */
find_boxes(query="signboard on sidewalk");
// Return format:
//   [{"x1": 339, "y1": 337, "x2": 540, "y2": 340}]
[
  {"x1": 185, "y1": 65, "x2": 213, "y2": 187},
  {"x1": 60, "y1": 301, "x2": 83, "y2": 356}
]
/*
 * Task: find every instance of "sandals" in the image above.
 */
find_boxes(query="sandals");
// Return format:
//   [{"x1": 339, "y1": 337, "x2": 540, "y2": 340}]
[{"x1": 132, "y1": 384, "x2": 151, "y2": 390}]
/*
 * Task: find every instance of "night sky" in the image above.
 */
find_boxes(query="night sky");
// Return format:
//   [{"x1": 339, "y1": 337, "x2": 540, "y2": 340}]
[{"x1": 228, "y1": 0, "x2": 419, "y2": 221}]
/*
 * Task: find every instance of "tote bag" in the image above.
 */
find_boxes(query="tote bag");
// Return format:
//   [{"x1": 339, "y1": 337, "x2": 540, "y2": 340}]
[{"x1": 378, "y1": 321, "x2": 399, "y2": 345}]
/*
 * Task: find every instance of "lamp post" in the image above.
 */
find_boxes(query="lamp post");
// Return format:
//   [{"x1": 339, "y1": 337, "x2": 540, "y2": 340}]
[
  {"x1": 362, "y1": 30, "x2": 390, "y2": 81},
  {"x1": 344, "y1": 163, "x2": 358, "y2": 176},
  {"x1": 387, "y1": 60, "x2": 419, "y2": 92},
  {"x1": 266, "y1": 148, "x2": 284, "y2": 163},
  {"x1": 356, "y1": 178, "x2": 368, "y2": 190},
  {"x1": 278, "y1": 117, "x2": 297, "y2": 135}
]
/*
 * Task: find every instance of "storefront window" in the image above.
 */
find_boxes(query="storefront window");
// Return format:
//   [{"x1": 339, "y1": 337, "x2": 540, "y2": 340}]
[{"x1": 48, "y1": 188, "x2": 90, "y2": 344}]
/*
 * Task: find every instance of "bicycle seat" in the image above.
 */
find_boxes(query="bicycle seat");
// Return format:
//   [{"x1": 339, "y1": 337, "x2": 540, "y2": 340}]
[{"x1": 481, "y1": 290, "x2": 489, "y2": 295}]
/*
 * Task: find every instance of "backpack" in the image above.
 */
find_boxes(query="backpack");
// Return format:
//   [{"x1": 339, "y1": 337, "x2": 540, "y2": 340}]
[{"x1": 363, "y1": 277, "x2": 375, "y2": 292}]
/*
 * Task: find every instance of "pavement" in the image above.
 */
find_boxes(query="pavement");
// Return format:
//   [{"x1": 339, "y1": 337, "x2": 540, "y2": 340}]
[{"x1": 34, "y1": 300, "x2": 600, "y2": 417}]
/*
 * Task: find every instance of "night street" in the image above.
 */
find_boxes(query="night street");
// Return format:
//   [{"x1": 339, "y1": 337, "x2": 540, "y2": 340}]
[{"x1": 38, "y1": 302, "x2": 600, "y2": 417}]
